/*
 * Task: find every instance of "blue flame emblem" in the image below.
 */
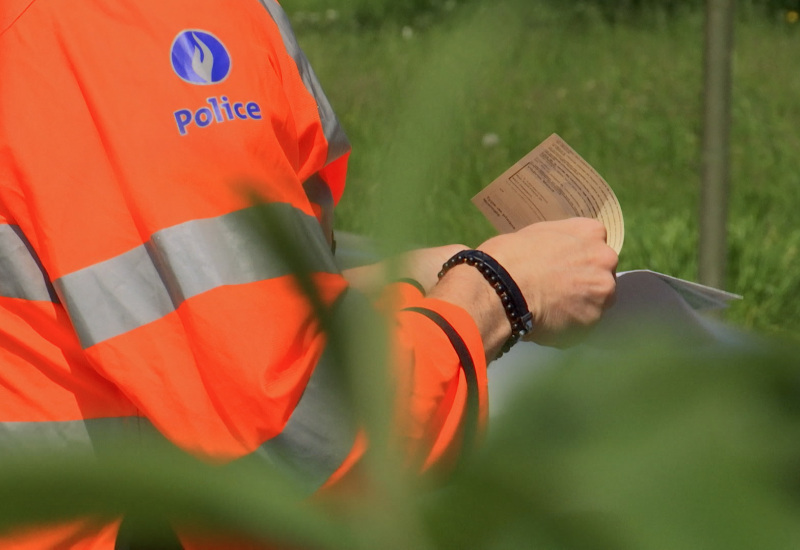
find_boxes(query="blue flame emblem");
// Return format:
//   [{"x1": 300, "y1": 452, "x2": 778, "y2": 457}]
[{"x1": 170, "y1": 30, "x2": 231, "y2": 85}]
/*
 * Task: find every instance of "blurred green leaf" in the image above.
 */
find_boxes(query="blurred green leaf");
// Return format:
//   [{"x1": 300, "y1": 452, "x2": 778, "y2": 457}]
[
  {"x1": 425, "y1": 340, "x2": 800, "y2": 549},
  {"x1": 0, "y1": 443, "x2": 354, "y2": 549}
]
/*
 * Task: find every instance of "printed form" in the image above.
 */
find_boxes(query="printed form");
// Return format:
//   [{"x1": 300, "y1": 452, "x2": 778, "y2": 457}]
[
  {"x1": 472, "y1": 133, "x2": 739, "y2": 311},
  {"x1": 473, "y1": 134, "x2": 624, "y2": 253}
]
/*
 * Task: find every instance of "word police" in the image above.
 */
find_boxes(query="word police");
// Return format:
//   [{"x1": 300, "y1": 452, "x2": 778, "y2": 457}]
[{"x1": 174, "y1": 96, "x2": 262, "y2": 136}]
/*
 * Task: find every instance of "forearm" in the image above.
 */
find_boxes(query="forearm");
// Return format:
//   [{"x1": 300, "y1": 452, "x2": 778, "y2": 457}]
[
  {"x1": 427, "y1": 264, "x2": 511, "y2": 362},
  {"x1": 341, "y1": 244, "x2": 468, "y2": 297},
  {"x1": 341, "y1": 263, "x2": 385, "y2": 297}
]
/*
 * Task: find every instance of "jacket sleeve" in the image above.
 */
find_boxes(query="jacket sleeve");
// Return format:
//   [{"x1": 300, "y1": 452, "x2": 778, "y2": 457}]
[
  {"x1": 321, "y1": 282, "x2": 489, "y2": 490},
  {"x1": 395, "y1": 293, "x2": 489, "y2": 470}
]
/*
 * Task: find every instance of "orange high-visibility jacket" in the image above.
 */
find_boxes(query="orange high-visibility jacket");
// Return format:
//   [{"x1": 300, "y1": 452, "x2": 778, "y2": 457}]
[{"x1": 0, "y1": 1, "x2": 488, "y2": 547}]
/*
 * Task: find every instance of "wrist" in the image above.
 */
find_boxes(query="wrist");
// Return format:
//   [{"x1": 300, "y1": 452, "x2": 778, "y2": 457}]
[
  {"x1": 438, "y1": 250, "x2": 533, "y2": 357},
  {"x1": 428, "y1": 263, "x2": 511, "y2": 361}
]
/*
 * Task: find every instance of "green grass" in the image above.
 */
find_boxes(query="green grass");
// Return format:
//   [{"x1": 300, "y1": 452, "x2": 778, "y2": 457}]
[{"x1": 289, "y1": 1, "x2": 800, "y2": 340}]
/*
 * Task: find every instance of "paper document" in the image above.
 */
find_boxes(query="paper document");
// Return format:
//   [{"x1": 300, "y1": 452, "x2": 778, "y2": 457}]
[
  {"x1": 620, "y1": 269, "x2": 740, "y2": 311},
  {"x1": 472, "y1": 134, "x2": 624, "y2": 253},
  {"x1": 472, "y1": 134, "x2": 741, "y2": 311}
]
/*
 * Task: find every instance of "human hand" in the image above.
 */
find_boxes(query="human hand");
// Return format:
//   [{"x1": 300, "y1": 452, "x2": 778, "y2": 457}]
[{"x1": 478, "y1": 218, "x2": 618, "y2": 348}]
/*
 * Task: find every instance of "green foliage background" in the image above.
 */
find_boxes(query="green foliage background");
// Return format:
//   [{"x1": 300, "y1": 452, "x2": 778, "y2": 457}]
[{"x1": 290, "y1": 0, "x2": 800, "y2": 342}]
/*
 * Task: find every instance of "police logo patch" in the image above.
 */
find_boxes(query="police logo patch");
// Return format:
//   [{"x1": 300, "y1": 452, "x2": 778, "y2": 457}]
[{"x1": 170, "y1": 30, "x2": 231, "y2": 85}]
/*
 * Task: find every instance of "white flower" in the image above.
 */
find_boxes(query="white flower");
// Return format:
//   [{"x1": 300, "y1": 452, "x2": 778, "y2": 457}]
[
  {"x1": 325, "y1": 9, "x2": 339, "y2": 22},
  {"x1": 482, "y1": 133, "x2": 500, "y2": 148},
  {"x1": 401, "y1": 26, "x2": 414, "y2": 40}
]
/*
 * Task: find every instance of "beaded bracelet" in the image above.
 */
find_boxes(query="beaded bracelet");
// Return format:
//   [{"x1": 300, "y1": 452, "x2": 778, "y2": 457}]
[{"x1": 438, "y1": 249, "x2": 534, "y2": 356}]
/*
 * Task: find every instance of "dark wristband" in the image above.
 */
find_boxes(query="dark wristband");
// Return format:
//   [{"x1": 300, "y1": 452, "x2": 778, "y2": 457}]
[{"x1": 438, "y1": 249, "x2": 534, "y2": 356}]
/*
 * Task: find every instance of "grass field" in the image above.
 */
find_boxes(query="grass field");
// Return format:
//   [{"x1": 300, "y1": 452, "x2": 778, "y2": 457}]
[{"x1": 288, "y1": 1, "x2": 800, "y2": 341}]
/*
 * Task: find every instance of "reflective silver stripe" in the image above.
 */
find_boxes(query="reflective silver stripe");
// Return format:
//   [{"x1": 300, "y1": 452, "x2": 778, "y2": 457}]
[
  {"x1": 249, "y1": 343, "x2": 355, "y2": 493},
  {"x1": 3, "y1": 288, "x2": 363, "y2": 488},
  {"x1": 247, "y1": 289, "x2": 368, "y2": 493},
  {"x1": 4, "y1": 337, "x2": 356, "y2": 487},
  {"x1": 55, "y1": 203, "x2": 339, "y2": 348},
  {"x1": 0, "y1": 417, "x2": 153, "y2": 457},
  {"x1": 0, "y1": 224, "x2": 58, "y2": 302},
  {"x1": 2, "y1": 292, "x2": 359, "y2": 489},
  {"x1": 258, "y1": 0, "x2": 351, "y2": 164},
  {"x1": 303, "y1": 174, "x2": 334, "y2": 248}
]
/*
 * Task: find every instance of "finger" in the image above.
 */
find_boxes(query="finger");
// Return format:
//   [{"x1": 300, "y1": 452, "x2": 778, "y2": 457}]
[{"x1": 584, "y1": 218, "x2": 608, "y2": 242}]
